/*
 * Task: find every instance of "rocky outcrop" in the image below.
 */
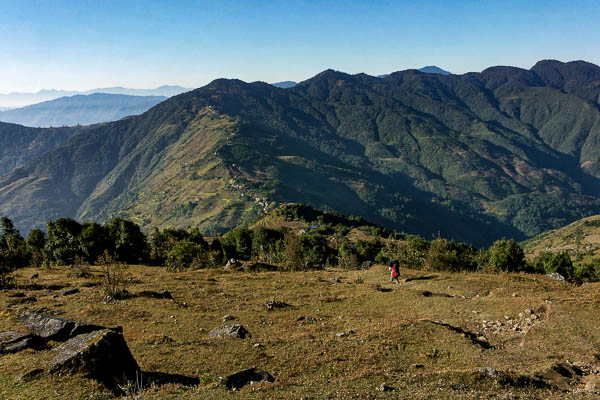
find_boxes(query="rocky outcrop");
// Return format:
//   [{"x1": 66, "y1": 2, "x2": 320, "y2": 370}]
[
  {"x1": 0, "y1": 331, "x2": 45, "y2": 354},
  {"x1": 49, "y1": 329, "x2": 141, "y2": 390},
  {"x1": 21, "y1": 312, "x2": 120, "y2": 341}
]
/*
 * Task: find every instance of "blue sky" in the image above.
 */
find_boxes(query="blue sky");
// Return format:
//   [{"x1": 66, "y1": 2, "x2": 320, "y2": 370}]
[{"x1": 1, "y1": 0, "x2": 599, "y2": 93}]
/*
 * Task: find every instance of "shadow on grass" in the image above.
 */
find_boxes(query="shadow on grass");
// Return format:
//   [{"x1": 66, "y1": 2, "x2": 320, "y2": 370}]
[
  {"x1": 405, "y1": 275, "x2": 437, "y2": 282},
  {"x1": 143, "y1": 371, "x2": 200, "y2": 387}
]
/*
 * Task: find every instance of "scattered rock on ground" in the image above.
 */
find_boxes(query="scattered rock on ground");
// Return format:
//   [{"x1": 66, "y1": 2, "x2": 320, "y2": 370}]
[
  {"x1": 21, "y1": 312, "x2": 120, "y2": 342},
  {"x1": 378, "y1": 383, "x2": 395, "y2": 391},
  {"x1": 225, "y1": 259, "x2": 242, "y2": 270},
  {"x1": 0, "y1": 331, "x2": 45, "y2": 354},
  {"x1": 264, "y1": 298, "x2": 291, "y2": 311},
  {"x1": 209, "y1": 324, "x2": 251, "y2": 339},
  {"x1": 221, "y1": 367, "x2": 274, "y2": 390},
  {"x1": 296, "y1": 316, "x2": 317, "y2": 323},
  {"x1": 222, "y1": 315, "x2": 235, "y2": 322},
  {"x1": 547, "y1": 272, "x2": 566, "y2": 282},
  {"x1": 412, "y1": 363, "x2": 424, "y2": 369},
  {"x1": 335, "y1": 329, "x2": 356, "y2": 338},
  {"x1": 49, "y1": 329, "x2": 141, "y2": 391},
  {"x1": 28, "y1": 273, "x2": 39, "y2": 280},
  {"x1": 359, "y1": 261, "x2": 374, "y2": 270},
  {"x1": 61, "y1": 288, "x2": 80, "y2": 296}
]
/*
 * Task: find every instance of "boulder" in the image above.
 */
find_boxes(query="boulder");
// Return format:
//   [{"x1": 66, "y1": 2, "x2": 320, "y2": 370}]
[
  {"x1": 225, "y1": 259, "x2": 242, "y2": 270},
  {"x1": 359, "y1": 261, "x2": 375, "y2": 270},
  {"x1": 547, "y1": 272, "x2": 566, "y2": 282},
  {"x1": 222, "y1": 367, "x2": 274, "y2": 390},
  {"x1": 209, "y1": 324, "x2": 251, "y2": 339},
  {"x1": 49, "y1": 329, "x2": 140, "y2": 390},
  {"x1": 21, "y1": 312, "x2": 120, "y2": 342},
  {"x1": 0, "y1": 331, "x2": 45, "y2": 354}
]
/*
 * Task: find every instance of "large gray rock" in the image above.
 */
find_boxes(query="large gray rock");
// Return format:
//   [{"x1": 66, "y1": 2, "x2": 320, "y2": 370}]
[
  {"x1": 0, "y1": 331, "x2": 45, "y2": 354},
  {"x1": 21, "y1": 312, "x2": 119, "y2": 342},
  {"x1": 209, "y1": 324, "x2": 251, "y2": 339},
  {"x1": 49, "y1": 329, "x2": 140, "y2": 389},
  {"x1": 222, "y1": 367, "x2": 274, "y2": 390}
]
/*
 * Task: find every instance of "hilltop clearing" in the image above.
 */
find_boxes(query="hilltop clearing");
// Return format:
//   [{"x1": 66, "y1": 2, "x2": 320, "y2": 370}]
[{"x1": 1, "y1": 264, "x2": 599, "y2": 399}]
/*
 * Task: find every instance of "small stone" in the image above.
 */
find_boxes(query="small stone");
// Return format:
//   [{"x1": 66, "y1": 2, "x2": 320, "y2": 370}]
[
  {"x1": 222, "y1": 315, "x2": 235, "y2": 322},
  {"x1": 378, "y1": 383, "x2": 395, "y2": 391},
  {"x1": 411, "y1": 363, "x2": 424, "y2": 369},
  {"x1": 29, "y1": 273, "x2": 39, "y2": 280}
]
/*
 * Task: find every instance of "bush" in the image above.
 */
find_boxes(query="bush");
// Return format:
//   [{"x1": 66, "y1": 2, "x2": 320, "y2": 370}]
[
  {"x1": 424, "y1": 238, "x2": 477, "y2": 272},
  {"x1": 97, "y1": 251, "x2": 130, "y2": 299},
  {"x1": 165, "y1": 240, "x2": 208, "y2": 272},
  {"x1": 532, "y1": 251, "x2": 574, "y2": 279},
  {"x1": 222, "y1": 227, "x2": 253, "y2": 261},
  {"x1": 252, "y1": 227, "x2": 284, "y2": 263},
  {"x1": 487, "y1": 239, "x2": 526, "y2": 272},
  {"x1": 281, "y1": 232, "x2": 305, "y2": 270},
  {"x1": 300, "y1": 233, "x2": 328, "y2": 269}
]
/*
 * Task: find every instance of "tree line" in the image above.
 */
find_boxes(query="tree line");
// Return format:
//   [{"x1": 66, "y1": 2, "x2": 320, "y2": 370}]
[{"x1": 1, "y1": 214, "x2": 599, "y2": 288}]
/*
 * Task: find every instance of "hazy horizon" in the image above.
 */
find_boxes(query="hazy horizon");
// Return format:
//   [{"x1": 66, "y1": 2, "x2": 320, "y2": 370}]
[{"x1": 1, "y1": 0, "x2": 599, "y2": 93}]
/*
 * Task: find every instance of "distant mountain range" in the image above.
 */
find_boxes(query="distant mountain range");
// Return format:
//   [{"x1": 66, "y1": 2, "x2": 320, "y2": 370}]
[
  {"x1": 271, "y1": 81, "x2": 298, "y2": 89},
  {"x1": 377, "y1": 65, "x2": 452, "y2": 78},
  {"x1": 0, "y1": 93, "x2": 167, "y2": 127},
  {"x1": 0, "y1": 85, "x2": 188, "y2": 108},
  {"x1": 1, "y1": 59, "x2": 600, "y2": 247},
  {"x1": 274, "y1": 66, "x2": 452, "y2": 88}
]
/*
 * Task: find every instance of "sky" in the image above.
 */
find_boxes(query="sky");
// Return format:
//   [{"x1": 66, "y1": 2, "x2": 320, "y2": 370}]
[{"x1": 1, "y1": 0, "x2": 599, "y2": 93}]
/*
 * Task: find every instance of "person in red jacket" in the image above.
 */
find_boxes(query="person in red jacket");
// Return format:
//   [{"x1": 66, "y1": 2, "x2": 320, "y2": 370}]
[{"x1": 388, "y1": 259, "x2": 400, "y2": 284}]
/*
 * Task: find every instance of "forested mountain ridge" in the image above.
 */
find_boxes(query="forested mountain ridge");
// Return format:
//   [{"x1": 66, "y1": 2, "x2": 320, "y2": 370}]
[{"x1": 1, "y1": 59, "x2": 600, "y2": 246}]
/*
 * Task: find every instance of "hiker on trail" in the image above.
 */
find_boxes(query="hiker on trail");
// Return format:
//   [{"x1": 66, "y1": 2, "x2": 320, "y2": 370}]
[{"x1": 388, "y1": 259, "x2": 400, "y2": 284}]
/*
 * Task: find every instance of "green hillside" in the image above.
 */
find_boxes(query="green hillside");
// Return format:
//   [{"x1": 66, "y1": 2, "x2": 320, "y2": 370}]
[
  {"x1": 2, "y1": 60, "x2": 600, "y2": 246},
  {"x1": 523, "y1": 214, "x2": 600, "y2": 261}
]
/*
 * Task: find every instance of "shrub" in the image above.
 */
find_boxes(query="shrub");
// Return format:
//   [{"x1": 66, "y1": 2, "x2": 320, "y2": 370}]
[
  {"x1": 165, "y1": 240, "x2": 208, "y2": 272},
  {"x1": 97, "y1": 251, "x2": 130, "y2": 299},
  {"x1": 424, "y1": 238, "x2": 476, "y2": 272},
  {"x1": 222, "y1": 227, "x2": 253, "y2": 261},
  {"x1": 487, "y1": 239, "x2": 526, "y2": 272},
  {"x1": 338, "y1": 241, "x2": 359, "y2": 269},
  {"x1": 282, "y1": 232, "x2": 305, "y2": 270},
  {"x1": 300, "y1": 233, "x2": 328, "y2": 269},
  {"x1": 532, "y1": 251, "x2": 574, "y2": 280}
]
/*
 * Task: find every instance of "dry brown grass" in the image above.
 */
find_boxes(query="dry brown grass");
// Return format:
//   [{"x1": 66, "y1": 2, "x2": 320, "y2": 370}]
[{"x1": 1, "y1": 264, "x2": 599, "y2": 399}]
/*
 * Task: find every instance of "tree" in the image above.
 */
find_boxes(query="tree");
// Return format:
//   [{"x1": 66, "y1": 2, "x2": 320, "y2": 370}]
[
  {"x1": 79, "y1": 222, "x2": 111, "y2": 263},
  {"x1": 106, "y1": 218, "x2": 148, "y2": 264},
  {"x1": 26, "y1": 229, "x2": 47, "y2": 267},
  {"x1": 0, "y1": 216, "x2": 28, "y2": 286},
  {"x1": 487, "y1": 238, "x2": 526, "y2": 272},
  {"x1": 45, "y1": 218, "x2": 83, "y2": 265}
]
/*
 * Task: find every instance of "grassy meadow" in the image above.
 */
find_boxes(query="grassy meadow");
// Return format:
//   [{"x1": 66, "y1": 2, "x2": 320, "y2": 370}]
[{"x1": 1, "y1": 263, "x2": 599, "y2": 399}]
